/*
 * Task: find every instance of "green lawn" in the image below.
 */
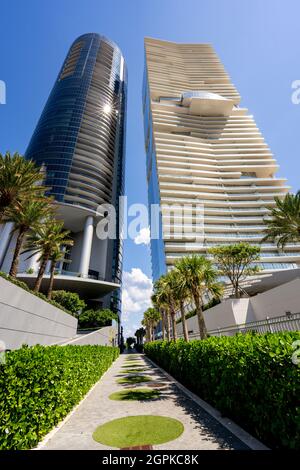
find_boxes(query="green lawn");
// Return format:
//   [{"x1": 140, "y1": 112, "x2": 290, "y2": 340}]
[
  {"x1": 93, "y1": 415, "x2": 184, "y2": 447},
  {"x1": 122, "y1": 363, "x2": 145, "y2": 368},
  {"x1": 109, "y1": 388, "x2": 161, "y2": 401},
  {"x1": 117, "y1": 374, "x2": 152, "y2": 384}
]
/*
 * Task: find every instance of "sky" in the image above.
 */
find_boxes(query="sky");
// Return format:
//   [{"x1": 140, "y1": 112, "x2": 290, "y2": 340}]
[{"x1": 1, "y1": 0, "x2": 300, "y2": 337}]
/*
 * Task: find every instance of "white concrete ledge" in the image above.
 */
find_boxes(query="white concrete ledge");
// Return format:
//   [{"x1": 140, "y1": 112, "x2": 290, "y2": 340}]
[{"x1": 0, "y1": 276, "x2": 77, "y2": 349}]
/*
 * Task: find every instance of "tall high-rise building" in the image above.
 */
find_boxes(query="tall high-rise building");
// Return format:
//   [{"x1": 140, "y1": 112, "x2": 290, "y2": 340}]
[
  {"x1": 143, "y1": 38, "x2": 300, "y2": 292},
  {"x1": 0, "y1": 33, "x2": 127, "y2": 319}
]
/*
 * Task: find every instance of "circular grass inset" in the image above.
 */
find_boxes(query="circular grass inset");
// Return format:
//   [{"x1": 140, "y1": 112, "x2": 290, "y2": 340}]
[
  {"x1": 117, "y1": 374, "x2": 151, "y2": 385},
  {"x1": 121, "y1": 368, "x2": 147, "y2": 374},
  {"x1": 92, "y1": 415, "x2": 184, "y2": 448},
  {"x1": 109, "y1": 388, "x2": 161, "y2": 401},
  {"x1": 122, "y1": 363, "x2": 145, "y2": 368},
  {"x1": 124, "y1": 357, "x2": 142, "y2": 361}
]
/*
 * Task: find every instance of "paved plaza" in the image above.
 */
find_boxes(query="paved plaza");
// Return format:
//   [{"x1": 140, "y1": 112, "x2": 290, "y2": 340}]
[{"x1": 39, "y1": 353, "x2": 253, "y2": 450}]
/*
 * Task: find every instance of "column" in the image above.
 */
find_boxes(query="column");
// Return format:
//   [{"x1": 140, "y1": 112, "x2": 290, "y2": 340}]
[
  {"x1": 78, "y1": 216, "x2": 94, "y2": 277},
  {"x1": 0, "y1": 222, "x2": 14, "y2": 268},
  {"x1": 26, "y1": 251, "x2": 40, "y2": 273},
  {"x1": 45, "y1": 260, "x2": 51, "y2": 274},
  {"x1": 57, "y1": 246, "x2": 66, "y2": 273}
]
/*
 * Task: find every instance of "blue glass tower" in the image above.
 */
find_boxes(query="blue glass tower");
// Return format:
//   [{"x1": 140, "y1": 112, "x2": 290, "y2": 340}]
[{"x1": 24, "y1": 34, "x2": 127, "y2": 319}]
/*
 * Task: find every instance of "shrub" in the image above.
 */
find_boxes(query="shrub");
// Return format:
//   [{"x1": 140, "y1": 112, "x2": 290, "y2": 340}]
[
  {"x1": 144, "y1": 332, "x2": 300, "y2": 449},
  {"x1": 0, "y1": 344, "x2": 119, "y2": 449},
  {"x1": 78, "y1": 308, "x2": 118, "y2": 329},
  {"x1": 126, "y1": 337, "x2": 136, "y2": 349},
  {"x1": 135, "y1": 344, "x2": 144, "y2": 353},
  {"x1": 51, "y1": 290, "x2": 86, "y2": 316}
]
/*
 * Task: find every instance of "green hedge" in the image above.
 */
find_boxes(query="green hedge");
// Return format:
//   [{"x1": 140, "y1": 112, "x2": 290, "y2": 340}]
[
  {"x1": 0, "y1": 344, "x2": 119, "y2": 449},
  {"x1": 144, "y1": 333, "x2": 300, "y2": 449}
]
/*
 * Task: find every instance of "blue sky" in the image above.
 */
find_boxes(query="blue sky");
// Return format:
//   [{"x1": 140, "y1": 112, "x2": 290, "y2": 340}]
[{"x1": 1, "y1": 0, "x2": 300, "y2": 336}]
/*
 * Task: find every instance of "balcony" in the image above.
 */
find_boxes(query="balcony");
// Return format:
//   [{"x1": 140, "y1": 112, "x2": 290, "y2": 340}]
[
  {"x1": 16, "y1": 271, "x2": 120, "y2": 300},
  {"x1": 181, "y1": 91, "x2": 235, "y2": 116}
]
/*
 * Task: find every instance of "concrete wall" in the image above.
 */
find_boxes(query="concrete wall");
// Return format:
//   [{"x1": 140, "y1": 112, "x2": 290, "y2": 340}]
[
  {"x1": 177, "y1": 278, "x2": 300, "y2": 337},
  {"x1": 177, "y1": 299, "x2": 253, "y2": 337},
  {"x1": 0, "y1": 277, "x2": 77, "y2": 350},
  {"x1": 64, "y1": 326, "x2": 117, "y2": 347},
  {"x1": 250, "y1": 278, "x2": 300, "y2": 319}
]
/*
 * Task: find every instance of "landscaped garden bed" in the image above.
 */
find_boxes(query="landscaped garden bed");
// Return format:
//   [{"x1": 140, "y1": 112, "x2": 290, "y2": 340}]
[
  {"x1": 144, "y1": 332, "x2": 300, "y2": 449},
  {"x1": 0, "y1": 344, "x2": 119, "y2": 449}
]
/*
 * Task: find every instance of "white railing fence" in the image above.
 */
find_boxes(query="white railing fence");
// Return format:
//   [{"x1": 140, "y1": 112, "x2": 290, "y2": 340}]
[{"x1": 177, "y1": 312, "x2": 300, "y2": 339}]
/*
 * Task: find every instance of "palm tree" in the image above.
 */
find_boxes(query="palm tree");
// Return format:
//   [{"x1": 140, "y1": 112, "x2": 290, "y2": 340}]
[
  {"x1": 262, "y1": 192, "x2": 300, "y2": 247},
  {"x1": 175, "y1": 255, "x2": 223, "y2": 340},
  {"x1": 142, "y1": 307, "x2": 161, "y2": 342},
  {"x1": 151, "y1": 292, "x2": 166, "y2": 341},
  {"x1": 6, "y1": 198, "x2": 53, "y2": 278},
  {"x1": 153, "y1": 276, "x2": 174, "y2": 341},
  {"x1": 141, "y1": 317, "x2": 150, "y2": 342},
  {"x1": 0, "y1": 152, "x2": 45, "y2": 223},
  {"x1": 47, "y1": 239, "x2": 73, "y2": 299},
  {"x1": 158, "y1": 272, "x2": 179, "y2": 341},
  {"x1": 23, "y1": 220, "x2": 73, "y2": 293},
  {"x1": 172, "y1": 268, "x2": 190, "y2": 342},
  {"x1": 135, "y1": 327, "x2": 146, "y2": 346}
]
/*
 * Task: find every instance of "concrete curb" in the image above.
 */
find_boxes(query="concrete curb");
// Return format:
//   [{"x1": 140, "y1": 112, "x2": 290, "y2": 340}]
[
  {"x1": 34, "y1": 356, "x2": 121, "y2": 450},
  {"x1": 145, "y1": 356, "x2": 269, "y2": 450}
]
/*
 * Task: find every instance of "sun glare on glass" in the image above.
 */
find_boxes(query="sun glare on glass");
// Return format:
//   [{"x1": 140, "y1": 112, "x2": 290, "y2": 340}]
[{"x1": 103, "y1": 103, "x2": 112, "y2": 114}]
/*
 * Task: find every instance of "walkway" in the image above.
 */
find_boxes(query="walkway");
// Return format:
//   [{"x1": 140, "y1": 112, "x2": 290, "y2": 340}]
[{"x1": 39, "y1": 353, "x2": 250, "y2": 450}]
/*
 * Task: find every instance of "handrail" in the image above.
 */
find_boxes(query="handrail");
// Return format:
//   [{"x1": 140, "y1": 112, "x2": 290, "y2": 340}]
[{"x1": 177, "y1": 312, "x2": 300, "y2": 338}]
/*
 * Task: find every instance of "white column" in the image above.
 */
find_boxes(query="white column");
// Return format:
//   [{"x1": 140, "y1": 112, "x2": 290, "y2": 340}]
[
  {"x1": 27, "y1": 251, "x2": 40, "y2": 273},
  {"x1": 0, "y1": 222, "x2": 14, "y2": 268},
  {"x1": 57, "y1": 246, "x2": 66, "y2": 273},
  {"x1": 78, "y1": 216, "x2": 94, "y2": 277},
  {"x1": 45, "y1": 260, "x2": 51, "y2": 274}
]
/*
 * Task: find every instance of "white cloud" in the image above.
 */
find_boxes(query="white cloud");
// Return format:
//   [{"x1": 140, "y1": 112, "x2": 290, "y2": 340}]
[
  {"x1": 121, "y1": 268, "x2": 153, "y2": 338},
  {"x1": 134, "y1": 227, "x2": 150, "y2": 245}
]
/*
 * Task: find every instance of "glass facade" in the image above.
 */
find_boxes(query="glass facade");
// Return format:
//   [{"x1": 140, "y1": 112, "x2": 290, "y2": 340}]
[
  {"x1": 143, "y1": 60, "x2": 166, "y2": 281},
  {"x1": 25, "y1": 33, "x2": 127, "y2": 315}
]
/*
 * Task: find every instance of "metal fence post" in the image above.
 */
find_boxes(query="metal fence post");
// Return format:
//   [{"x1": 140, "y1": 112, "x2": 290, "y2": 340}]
[{"x1": 266, "y1": 316, "x2": 273, "y2": 333}]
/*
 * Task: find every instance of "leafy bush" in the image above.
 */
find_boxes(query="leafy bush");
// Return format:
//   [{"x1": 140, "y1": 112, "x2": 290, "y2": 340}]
[
  {"x1": 0, "y1": 272, "x2": 73, "y2": 316},
  {"x1": 0, "y1": 344, "x2": 119, "y2": 449},
  {"x1": 126, "y1": 337, "x2": 136, "y2": 349},
  {"x1": 78, "y1": 308, "x2": 118, "y2": 329},
  {"x1": 51, "y1": 290, "x2": 86, "y2": 316},
  {"x1": 145, "y1": 333, "x2": 300, "y2": 449}
]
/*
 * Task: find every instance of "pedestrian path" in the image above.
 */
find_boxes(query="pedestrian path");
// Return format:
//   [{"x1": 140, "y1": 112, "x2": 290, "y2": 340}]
[{"x1": 39, "y1": 352, "x2": 249, "y2": 450}]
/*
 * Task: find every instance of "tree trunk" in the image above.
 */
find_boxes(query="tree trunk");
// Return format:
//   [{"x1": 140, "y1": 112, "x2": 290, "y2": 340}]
[
  {"x1": 47, "y1": 260, "x2": 56, "y2": 299},
  {"x1": 194, "y1": 293, "x2": 207, "y2": 340},
  {"x1": 166, "y1": 310, "x2": 171, "y2": 341},
  {"x1": 235, "y1": 282, "x2": 240, "y2": 298},
  {"x1": 33, "y1": 256, "x2": 48, "y2": 292},
  {"x1": 161, "y1": 309, "x2": 166, "y2": 341},
  {"x1": 145, "y1": 326, "x2": 150, "y2": 342},
  {"x1": 180, "y1": 300, "x2": 189, "y2": 342},
  {"x1": 170, "y1": 306, "x2": 177, "y2": 341},
  {"x1": 150, "y1": 325, "x2": 153, "y2": 342},
  {"x1": 0, "y1": 207, "x2": 5, "y2": 224},
  {"x1": 9, "y1": 228, "x2": 26, "y2": 278}
]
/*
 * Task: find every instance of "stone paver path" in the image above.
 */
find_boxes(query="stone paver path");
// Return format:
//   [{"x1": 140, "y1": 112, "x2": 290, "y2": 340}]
[{"x1": 40, "y1": 353, "x2": 249, "y2": 450}]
